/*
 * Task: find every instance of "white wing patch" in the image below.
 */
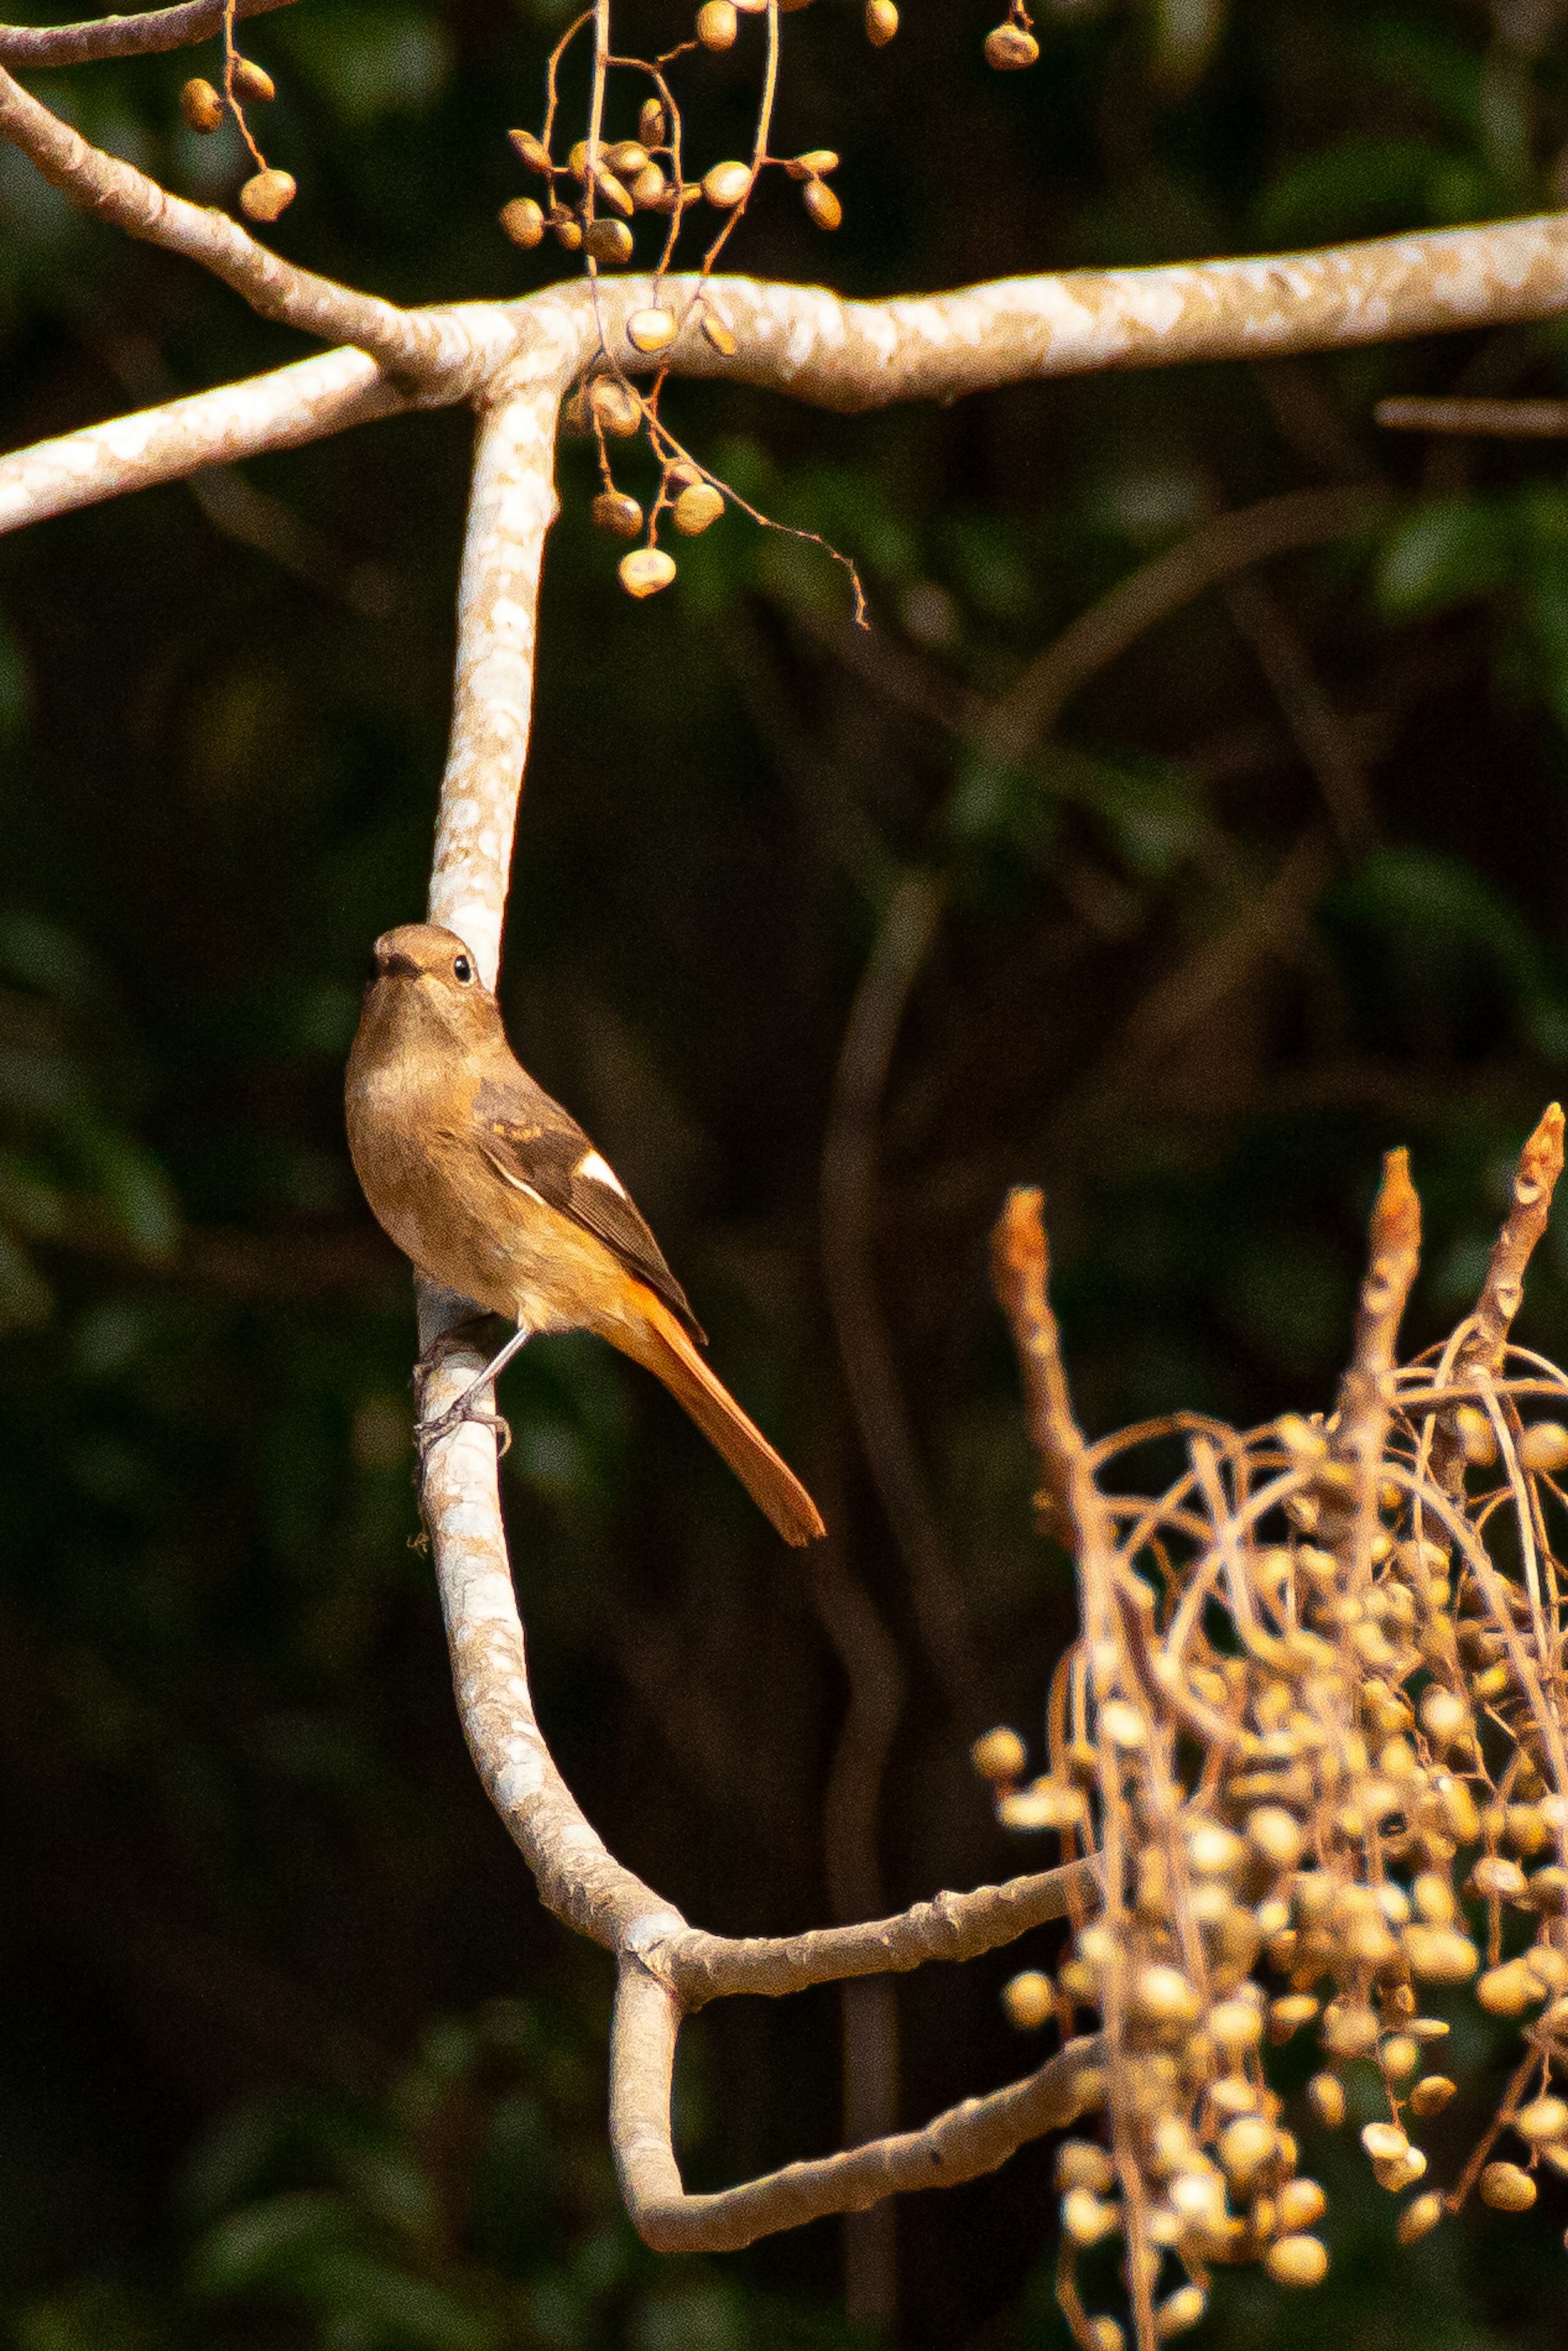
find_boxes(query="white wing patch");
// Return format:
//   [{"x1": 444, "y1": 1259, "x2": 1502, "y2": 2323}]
[
  {"x1": 490, "y1": 1161, "x2": 546, "y2": 1207},
  {"x1": 575, "y1": 1149, "x2": 628, "y2": 1198}
]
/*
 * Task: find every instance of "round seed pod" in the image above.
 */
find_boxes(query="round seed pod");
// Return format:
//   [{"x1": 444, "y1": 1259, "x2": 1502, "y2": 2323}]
[
  {"x1": 1374, "y1": 2148, "x2": 1426, "y2": 2192},
  {"x1": 1470, "y1": 1855, "x2": 1528, "y2": 1899},
  {"x1": 1420, "y1": 1687, "x2": 1471, "y2": 1742},
  {"x1": 591, "y1": 490, "x2": 644, "y2": 538},
  {"x1": 696, "y1": 0, "x2": 737, "y2": 45},
  {"x1": 1056, "y1": 2140, "x2": 1114, "y2": 2193},
  {"x1": 1403, "y1": 1926, "x2": 1479, "y2": 1983},
  {"x1": 703, "y1": 160, "x2": 752, "y2": 208},
  {"x1": 786, "y1": 149, "x2": 841, "y2": 178},
  {"x1": 592, "y1": 164, "x2": 634, "y2": 216},
  {"x1": 1381, "y1": 2035, "x2": 1419, "y2": 2081},
  {"x1": 1454, "y1": 1405, "x2": 1498, "y2": 1465},
  {"x1": 1268, "y1": 1994, "x2": 1319, "y2": 2041},
  {"x1": 630, "y1": 163, "x2": 667, "y2": 207},
  {"x1": 1517, "y1": 2095, "x2": 1568, "y2": 2143},
  {"x1": 1307, "y1": 2073, "x2": 1346, "y2": 2129},
  {"x1": 1530, "y1": 1943, "x2": 1568, "y2": 1990},
  {"x1": 865, "y1": 0, "x2": 898, "y2": 41},
  {"x1": 1480, "y1": 2162, "x2": 1537, "y2": 2212},
  {"x1": 1265, "y1": 2235, "x2": 1328, "y2": 2287},
  {"x1": 1187, "y1": 1821, "x2": 1246, "y2": 1875},
  {"x1": 1278, "y1": 1413, "x2": 1327, "y2": 1459},
  {"x1": 239, "y1": 169, "x2": 296, "y2": 221},
  {"x1": 984, "y1": 20, "x2": 1040, "y2": 67},
  {"x1": 1062, "y1": 2188, "x2": 1115, "y2": 2245},
  {"x1": 1321, "y1": 2001, "x2": 1380, "y2": 2059},
  {"x1": 1154, "y1": 2286, "x2": 1206, "y2": 2340},
  {"x1": 664, "y1": 461, "x2": 703, "y2": 491},
  {"x1": 1436, "y1": 1774, "x2": 1480, "y2": 1841},
  {"x1": 586, "y1": 377, "x2": 642, "y2": 435},
  {"x1": 626, "y1": 307, "x2": 677, "y2": 353},
  {"x1": 1087, "y1": 2323, "x2": 1124, "y2": 2351},
  {"x1": 1398, "y1": 2192, "x2": 1443, "y2": 2244},
  {"x1": 1509, "y1": 1803, "x2": 1552, "y2": 1854},
  {"x1": 1001, "y1": 1969, "x2": 1052, "y2": 2030},
  {"x1": 585, "y1": 218, "x2": 634, "y2": 264},
  {"x1": 673, "y1": 482, "x2": 725, "y2": 535},
  {"x1": 1131, "y1": 1966, "x2": 1200, "y2": 2027},
  {"x1": 1409, "y1": 2075, "x2": 1456, "y2": 2117},
  {"x1": 1217, "y1": 2117, "x2": 1275, "y2": 2180},
  {"x1": 972, "y1": 1726, "x2": 1027, "y2": 1781},
  {"x1": 607, "y1": 141, "x2": 649, "y2": 176},
  {"x1": 699, "y1": 312, "x2": 737, "y2": 356},
  {"x1": 1520, "y1": 1420, "x2": 1568, "y2": 1473},
  {"x1": 1478, "y1": 1960, "x2": 1543, "y2": 2016},
  {"x1": 179, "y1": 77, "x2": 224, "y2": 133},
  {"x1": 1362, "y1": 2123, "x2": 1410, "y2": 2165},
  {"x1": 639, "y1": 99, "x2": 666, "y2": 147},
  {"x1": 1246, "y1": 1806, "x2": 1303, "y2": 1869},
  {"x1": 619, "y1": 547, "x2": 677, "y2": 598},
  {"x1": 1210, "y1": 1999, "x2": 1265, "y2": 2055},
  {"x1": 999, "y1": 1777, "x2": 1087, "y2": 1829},
  {"x1": 499, "y1": 197, "x2": 546, "y2": 247},
  {"x1": 232, "y1": 57, "x2": 275, "y2": 101},
  {"x1": 803, "y1": 178, "x2": 844, "y2": 229},
  {"x1": 509, "y1": 128, "x2": 552, "y2": 174},
  {"x1": 1100, "y1": 1701, "x2": 1147, "y2": 1750},
  {"x1": 554, "y1": 217, "x2": 584, "y2": 249},
  {"x1": 568, "y1": 140, "x2": 590, "y2": 178},
  {"x1": 1276, "y1": 2178, "x2": 1326, "y2": 2231}
]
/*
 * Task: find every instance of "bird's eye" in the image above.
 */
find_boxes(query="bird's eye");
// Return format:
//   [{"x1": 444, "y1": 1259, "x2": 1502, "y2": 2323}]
[{"x1": 453, "y1": 955, "x2": 473, "y2": 984}]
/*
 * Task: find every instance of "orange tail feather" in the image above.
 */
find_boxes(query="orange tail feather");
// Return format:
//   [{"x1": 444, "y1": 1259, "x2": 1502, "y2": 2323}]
[{"x1": 614, "y1": 1289, "x2": 825, "y2": 1546}]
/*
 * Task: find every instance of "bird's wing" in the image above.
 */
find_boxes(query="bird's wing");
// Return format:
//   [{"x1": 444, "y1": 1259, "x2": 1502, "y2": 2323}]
[{"x1": 473, "y1": 1073, "x2": 706, "y2": 1344}]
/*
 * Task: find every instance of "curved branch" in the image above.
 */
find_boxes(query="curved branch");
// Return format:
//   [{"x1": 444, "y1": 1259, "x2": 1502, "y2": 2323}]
[
  {"x1": 987, "y1": 485, "x2": 1386, "y2": 759},
  {"x1": 0, "y1": 61, "x2": 511, "y2": 390},
  {"x1": 0, "y1": 0, "x2": 300, "y2": 65},
  {"x1": 611, "y1": 1961, "x2": 1105, "y2": 2254}
]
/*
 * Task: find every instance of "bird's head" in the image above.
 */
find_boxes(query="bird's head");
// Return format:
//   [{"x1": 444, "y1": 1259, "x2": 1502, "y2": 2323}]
[{"x1": 360, "y1": 923, "x2": 502, "y2": 1052}]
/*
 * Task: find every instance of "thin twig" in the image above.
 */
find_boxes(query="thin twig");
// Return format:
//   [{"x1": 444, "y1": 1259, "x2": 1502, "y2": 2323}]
[{"x1": 1378, "y1": 395, "x2": 1568, "y2": 437}]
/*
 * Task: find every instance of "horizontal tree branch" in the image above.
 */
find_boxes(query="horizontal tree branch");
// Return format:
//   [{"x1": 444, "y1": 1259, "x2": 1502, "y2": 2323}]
[
  {"x1": 611, "y1": 1961, "x2": 1105, "y2": 2253},
  {"x1": 0, "y1": 0, "x2": 300, "y2": 65},
  {"x1": 8, "y1": 210, "x2": 1568, "y2": 537},
  {"x1": 0, "y1": 346, "x2": 398, "y2": 532}
]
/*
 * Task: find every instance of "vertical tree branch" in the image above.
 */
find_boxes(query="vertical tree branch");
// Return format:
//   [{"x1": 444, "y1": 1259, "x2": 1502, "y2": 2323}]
[{"x1": 426, "y1": 362, "x2": 575, "y2": 987}]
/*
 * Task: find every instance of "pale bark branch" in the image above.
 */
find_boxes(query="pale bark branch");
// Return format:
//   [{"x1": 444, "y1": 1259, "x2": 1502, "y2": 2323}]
[
  {"x1": 0, "y1": 60, "x2": 511, "y2": 388},
  {"x1": 425, "y1": 362, "x2": 579, "y2": 988},
  {"x1": 0, "y1": 0, "x2": 300, "y2": 65},
  {"x1": 0, "y1": 347, "x2": 398, "y2": 534},
  {"x1": 611, "y1": 1960, "x2": 1105, "y2": 2254},
  {"x1": 9, "y1": 209, "x2": 1568, "y2": 537}
]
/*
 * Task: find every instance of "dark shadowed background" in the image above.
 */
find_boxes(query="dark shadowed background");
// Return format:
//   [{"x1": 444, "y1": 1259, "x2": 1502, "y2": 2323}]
[{"x1": 5, "y1": 0, "x2": 1568, "y2": 2344}]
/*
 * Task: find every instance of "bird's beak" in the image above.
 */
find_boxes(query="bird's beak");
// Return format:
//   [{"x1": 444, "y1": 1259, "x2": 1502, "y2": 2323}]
[{"x1": 377, "y1": 952, "x2": 422, "y2": 980}]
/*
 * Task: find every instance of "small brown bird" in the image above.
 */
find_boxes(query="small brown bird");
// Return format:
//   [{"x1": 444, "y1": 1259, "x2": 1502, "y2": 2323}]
[{"x1": 345, "y1": 922, "x2": 825, "y2": 1546}]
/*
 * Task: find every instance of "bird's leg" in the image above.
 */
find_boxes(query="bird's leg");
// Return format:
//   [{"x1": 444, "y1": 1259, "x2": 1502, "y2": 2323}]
[{"x1": 415, "y1": 1322, "x2": 532, "y2": 1459}]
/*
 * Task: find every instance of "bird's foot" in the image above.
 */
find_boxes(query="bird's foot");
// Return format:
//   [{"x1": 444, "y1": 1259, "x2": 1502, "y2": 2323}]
[
  {"x1": 413, "y1": 1342, "x2": 512, "y2": 1462},
  {"x1": 414, "y1": 1395, "x2": 512, "y2": 1463}
]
